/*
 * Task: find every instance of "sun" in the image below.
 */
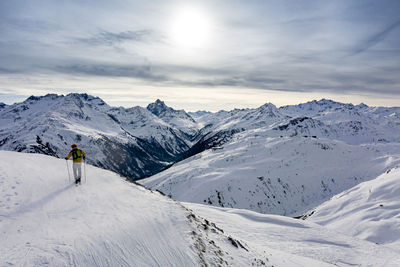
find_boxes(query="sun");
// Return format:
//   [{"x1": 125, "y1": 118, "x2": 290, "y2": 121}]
[{"x1": 169, "y1": 6, "x2": 211, "y2": 49}]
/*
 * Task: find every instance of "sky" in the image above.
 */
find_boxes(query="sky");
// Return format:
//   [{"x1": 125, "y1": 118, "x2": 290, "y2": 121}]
[{"x1": 0, "y1": 0, "x2": 399, "y2": 111}]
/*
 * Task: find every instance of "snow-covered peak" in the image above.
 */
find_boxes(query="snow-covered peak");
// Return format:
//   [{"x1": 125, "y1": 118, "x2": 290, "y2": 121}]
[
  {"x1": 189, "y1": 110, "x2": 212, "y2": 117},
  {"x1": 355, "y1": 102, "x2": 369, "y2": 109},
  {"x1": 0, "y1": 102, "x2": 6, "y2": 109},
  {"x1": 147, "y1": 99, "x2": 198, "y2": 137},
  {"x1": 255, "y1": 102, "x2": 281, "y2": 118},
  {"x1": 0, "y1": 93, "x2": 198, "y2": 180},
  {"x1": 280, "y1": 98, "x2": 356, "y2": 117},
  {"x1": 146, "y1": 99, "x2": 169, "y2": 116},
  {"x1": 147, "y1": 99, "x2": 195, "y2": 122},
  {"x1": 258, "y1": 102, "x2": 278, "y2": 111},
  {"x1": 24, "y1": 93, "x2": 61, "y2": 102}
]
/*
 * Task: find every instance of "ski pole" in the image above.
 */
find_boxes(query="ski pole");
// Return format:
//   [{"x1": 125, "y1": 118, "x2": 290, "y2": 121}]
[
  {"x1": 84, "y1": 160, "x2": 87, "y2": 183},
  {"x1": 66, "y1": 160, "x2": 71, "y2": 182}
]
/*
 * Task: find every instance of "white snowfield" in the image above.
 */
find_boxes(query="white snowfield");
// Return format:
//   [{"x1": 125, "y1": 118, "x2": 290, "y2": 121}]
[
  {"x1": 141, "y1": 132, "x2": 400, "y2": 216},
  {"x1": 1, "y1": 151, "x2": 336, "y2": 267},
  {"x1": 185, "y1": 202, "x2": 400, "y2": 267},
  {"x1": 308, "y1": 166, "x2": 400, "y2": 251}
]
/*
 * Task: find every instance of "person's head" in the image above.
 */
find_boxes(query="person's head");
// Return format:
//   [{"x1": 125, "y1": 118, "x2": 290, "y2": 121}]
[{"x1": 71, "y1": 144, "x2": 77, "y2": 149}]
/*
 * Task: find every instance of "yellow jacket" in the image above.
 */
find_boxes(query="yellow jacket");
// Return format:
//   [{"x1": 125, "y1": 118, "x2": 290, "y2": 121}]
[{"x1": 66, "y1": 148, "x2": 86, "y2": 163}]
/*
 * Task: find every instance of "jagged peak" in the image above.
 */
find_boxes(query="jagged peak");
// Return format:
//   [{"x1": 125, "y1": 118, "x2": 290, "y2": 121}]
[
  {"x1": 154, "y1": 99, "x2": 165, "y2": 105},
  {"x1": 23, "y1": 93, "x2": 106, "y2": 105},
  {"x1": 356, "y1": 103, "x2": 369, "y2": 109},
  {"x1": 258, "y1": 102, "x2": 278, "y2": 110},
  {"x1": 63, "y1": 93, "x2": 107, "y2": 107},
  {"x1": 147, "y1": 99, "x2": 171, "y2": 116},
  {"x1": 25, "y1": 93, "x2": 60, "y2": 102}
]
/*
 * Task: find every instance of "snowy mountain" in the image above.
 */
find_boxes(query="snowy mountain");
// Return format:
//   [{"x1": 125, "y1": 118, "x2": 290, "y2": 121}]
[
  {"x1": 2, "y1": 151, "x2": 399, "y2": 266},
  {"x1": 147, "y1": 99, "x2": 198, "y2": 137},
  {"x1": 141, "y1": 98, "x2": 400, "y2": 216},
  {"x1": 279, "y1": 99, "x2": 400, "y2": 144},
  {"x1": 140, "y1": 130, "x2": 400, "y2": 216},
  {"x1": 305, "y1": 166, "x2": 400, "y2": 250},
  {"x1": 2, "y1": 93, "x2": 400, "y2": 219},
  {"x1": 0, "y1": 94, "x2": 194, "y2": 180}
]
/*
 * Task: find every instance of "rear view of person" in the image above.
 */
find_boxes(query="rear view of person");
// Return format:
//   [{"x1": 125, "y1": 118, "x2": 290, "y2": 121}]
[{"x1": 65, "y1": 144, "x2": 86, "y2": 185}]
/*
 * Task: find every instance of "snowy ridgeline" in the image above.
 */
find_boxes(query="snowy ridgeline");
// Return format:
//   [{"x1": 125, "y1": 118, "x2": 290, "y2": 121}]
[
  {"x1": 0, "y1": 151, "x2": 271, "y2": 266},
  {"x1": 1, "y1": 151, "x2": 400, "y2": 266},
  {"x1": 2, "y1": 93, "x2": 400, "y2": 221},
  {"x1": 307, "y1": 166, "x2": 400, "y2": 249},
  {"x1": 140, "y1": 130, "x2": 400, "y2": 216},
  {"x1": 1, "y1": 94, "x2": 400, "y2": 183},
  {"x1": 0, "y1": 94, "x2": 200, "y2": 180}
]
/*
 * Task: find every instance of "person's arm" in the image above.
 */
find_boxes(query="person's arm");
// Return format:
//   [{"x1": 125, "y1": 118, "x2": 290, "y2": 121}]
[
  {"x1": 82, "y1": 150, "x2": 86, "y2": 160},
  {"x1": 65, "y1": 151, "x2": 72, "y2": 160}
]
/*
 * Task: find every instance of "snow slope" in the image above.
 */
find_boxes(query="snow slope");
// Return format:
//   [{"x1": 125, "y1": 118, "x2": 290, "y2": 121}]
[
  {"x1": 4, "y1": 151, "x2": 398, "y2": 266},
  {"x1": 186, "y1": 202, "x2": 400, "y2": 267},
  {"x1": 306, "y1": 166, "x2": 400, "y2": 251},
  {"x1": 0, "y1": 151, "x2": 278, "y2": 266},
  {"x1": 141, "y1": 99, "x2": 400, "y2": 216},
  {"x1": 141, "y1": 130, "x2": 400, "y2": 216}
]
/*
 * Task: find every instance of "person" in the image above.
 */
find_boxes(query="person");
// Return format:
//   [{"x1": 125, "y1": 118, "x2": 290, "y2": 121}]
[{"x1": 65, "y1": 144, "x2": 86, "y2": 185}]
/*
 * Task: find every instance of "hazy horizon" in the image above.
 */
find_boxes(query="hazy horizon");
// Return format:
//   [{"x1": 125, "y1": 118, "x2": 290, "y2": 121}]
[{"x1": 1, "y1": 92, "x2": 398, "y2": 113}]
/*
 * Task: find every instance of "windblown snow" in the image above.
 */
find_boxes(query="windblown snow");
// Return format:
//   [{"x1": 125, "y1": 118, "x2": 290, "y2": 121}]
[
  {"x1": 2, "y1": 151, "x2": 399, "y2": 266},
  {"x1": 0, "y1": 151, "x2": 274, "y2": 266},
  {"x1": 307, "y1": 166, "x2": 400, "y2": 250}
]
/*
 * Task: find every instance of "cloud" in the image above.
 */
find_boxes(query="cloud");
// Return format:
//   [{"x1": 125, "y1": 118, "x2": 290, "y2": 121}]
[
  {"x1": 56, "y1": 63, "x2": 167, "y2": 82},
  {"x1": 0, "y1": 67, "x2": 19, "y2": 74},
  {"x1": 351, "y1": 19, "x2": 400, "y2": 55},
  {"x1": 0, "y1": 0, "x2": 399, "y2": 109},
  {"x1": 76, "y1": 30, "x2": 155, "y2": 46}
]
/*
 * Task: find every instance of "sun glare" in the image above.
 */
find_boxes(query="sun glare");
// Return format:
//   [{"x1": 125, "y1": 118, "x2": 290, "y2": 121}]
[{"x1": 169, "y1": 6, "x2": 211, "y2": 49}]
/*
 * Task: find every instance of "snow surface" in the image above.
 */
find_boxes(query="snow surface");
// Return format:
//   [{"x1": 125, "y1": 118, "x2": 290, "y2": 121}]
[
  {"x1": 185, "y1": 202, "x2": 400, "y2": 267},
  {"x1": 142, "y1": 98, "x2": 400, "y2": 216},
  {"x1": 1, "y1": 150, "x2": 326, "y2": 267},
  {"x1": 141, "y1": 131, "x2": 400, "y2": 216},
  {"x1": 307, "y1": 166, "x2": 400, "y2": 251}
]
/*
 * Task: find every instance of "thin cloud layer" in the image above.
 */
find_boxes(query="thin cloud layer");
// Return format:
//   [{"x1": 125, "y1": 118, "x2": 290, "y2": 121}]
[{"x1": 0, "y1": 0, "x2": 399, "y2": 108}]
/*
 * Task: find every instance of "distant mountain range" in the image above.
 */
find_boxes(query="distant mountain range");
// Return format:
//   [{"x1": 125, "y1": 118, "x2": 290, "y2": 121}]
[
  {"x1": 140, "y1": 98, "x2": 400, "y2": 216},
  {"x1": 1, "y1": 93, "x2": 399, "y2": 216},
  {"x1": 0, "y1": 94, "x2": 198, "y2": 180}
]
